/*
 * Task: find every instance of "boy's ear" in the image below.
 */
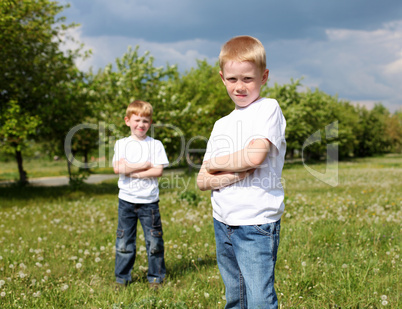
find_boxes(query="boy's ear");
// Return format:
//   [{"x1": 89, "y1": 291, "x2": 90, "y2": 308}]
[
  {"x1": 262, "y1": 69, "x2": 269, "y2": 84},
  {"x1": 219, "y1": 71, "x2": 225, "y2": 83},
  {"x1": 124, "y1": 116, "x2": 130, "y2": 126}
]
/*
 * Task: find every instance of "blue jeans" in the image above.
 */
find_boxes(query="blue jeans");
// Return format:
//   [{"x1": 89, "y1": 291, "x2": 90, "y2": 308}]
[
  {"x1": 115, "y1": 199, "x2": 166, "y2": 284},
  {"x1": 214, "y1": 218, "x2": 281, "y2": 309}
]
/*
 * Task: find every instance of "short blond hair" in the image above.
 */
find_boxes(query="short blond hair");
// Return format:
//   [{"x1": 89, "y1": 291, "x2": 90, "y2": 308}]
[
  {"x1": 219, "y1": 35, "x2": 266, "y2": 74},
  {"x1": 126, "y1": 100, "x2": 153, "y2": 120}
]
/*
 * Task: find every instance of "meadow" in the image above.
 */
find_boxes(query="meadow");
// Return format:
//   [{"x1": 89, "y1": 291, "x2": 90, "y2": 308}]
[{"x1": 0, "y1": 155, "x2": 400, "y2": 308}]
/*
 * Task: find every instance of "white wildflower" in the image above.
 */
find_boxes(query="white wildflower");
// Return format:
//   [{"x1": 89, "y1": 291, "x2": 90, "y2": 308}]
[
  {"x1": 61, "y1": 284, "x2": 69, "y2": 291},
  {"x1": 33, "y1": 291, "x2": 41, "y2": 298}
]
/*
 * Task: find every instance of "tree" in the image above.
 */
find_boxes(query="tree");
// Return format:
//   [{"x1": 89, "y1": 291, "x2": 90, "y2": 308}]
[
  {"x1": 386, "y1": 111, "x2": 402, "y2": 153},
  {"x1": 160, "y1": 60, "x2": 233, "y2": 167},
  {"x1": 0, "y1": 0, "x2": 84, "y2": 184},
  {"x1": 89, "y1": 46, "x2": 178, "y2": 164},
  {"x1": 355, "y1": 104, "x2": 391, "y2": 157},
  {"x1": 267, "y1": 79, "x2": 310, "y2": 159}
]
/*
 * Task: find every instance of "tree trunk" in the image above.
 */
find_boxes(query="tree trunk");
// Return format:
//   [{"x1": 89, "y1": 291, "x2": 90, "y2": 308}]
[
  {"x1": 67, "y1": 154, "x2": 72, "y2": 182},
  {"x1": 15, "y1": 149, "x2": 28, "y2": 185}
]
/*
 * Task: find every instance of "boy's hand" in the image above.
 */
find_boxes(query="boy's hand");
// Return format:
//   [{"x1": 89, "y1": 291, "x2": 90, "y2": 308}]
[
  {"x1": 197, "y1": 162, "x2": 256, "y2": 191},
  {"x1": 239, "y1": 168, "x2": 256, "y2": 179},
  {"x1": 114, "y1": 158, "x2": 152, "y2": 174}
]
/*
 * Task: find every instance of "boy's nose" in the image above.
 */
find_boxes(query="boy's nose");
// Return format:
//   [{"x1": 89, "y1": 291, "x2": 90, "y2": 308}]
[{"x1": 235, "y1": 82, "x2": 245, "y2": 92}]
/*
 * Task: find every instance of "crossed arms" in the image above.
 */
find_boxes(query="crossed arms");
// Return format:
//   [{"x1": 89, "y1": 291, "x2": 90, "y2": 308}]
[
  {"x1": 113, "y1": 158, "x2": 163, "y2": 178},
  {"x1": 197, "y1": 138, "x2": 270, "y2": 191}
]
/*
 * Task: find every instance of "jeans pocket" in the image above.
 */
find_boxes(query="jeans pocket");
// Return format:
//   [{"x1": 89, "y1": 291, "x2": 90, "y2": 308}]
[{"x1": 253, "y1": 223, "x2": 274, "y2": 237}]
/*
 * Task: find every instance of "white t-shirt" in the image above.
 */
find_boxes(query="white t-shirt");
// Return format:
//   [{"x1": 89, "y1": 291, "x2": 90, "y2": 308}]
[
  {"x1": 203, "y1": 98, "x2": 286, "y2": 225},
  {"x1": 113, "y1": 136, "x2": 169, "y2": 204}
]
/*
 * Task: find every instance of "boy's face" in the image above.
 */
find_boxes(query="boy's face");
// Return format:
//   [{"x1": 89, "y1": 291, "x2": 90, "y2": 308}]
[
  {"x1": 125, "y1": 114, "x2": 152, "y2": 140},
  {"x1": 220, "y1": 61, "x2": 269, "y2": 109}
]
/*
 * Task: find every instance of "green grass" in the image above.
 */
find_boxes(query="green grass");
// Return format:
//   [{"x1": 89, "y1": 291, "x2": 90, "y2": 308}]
[
  {"x1": 0, "y1": 156, "x2": 400, "y2": 308},
  {"x1": 0, "y1": 158, "x2": 114, "y2": 181}
]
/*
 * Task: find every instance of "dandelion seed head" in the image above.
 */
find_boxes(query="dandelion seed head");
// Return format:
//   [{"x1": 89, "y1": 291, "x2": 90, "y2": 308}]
[
  {"x1": 302, "y1": 261, "x2": 307, "y2": 267},
  {"x1": 381, "y1": 295, "x2": 388, "y2": 300},
  {"x1": 76, "y1": 263, "x2": 82, "y2": 269},
  {"x1": 0, "y1": 292, "x2": 5, "y2": 297},
  {"x1": 342, "y1": 264, "x2": 348, "y2": 269},
  {"x1": 382, "y1": 300, "x2": 388, "y2": 306},
  {"x1": 61, "y1": 284, "x2": 69, "y2": 291},
  {"x1": 95, "y1": 257, "x2": 101, "y2": 263},
  {"x1": 33, "y1": 291, "x2": 41, "y2": 298},
  {"x1": 204, "y1": 292, "x2": 210, "y2": 298}
]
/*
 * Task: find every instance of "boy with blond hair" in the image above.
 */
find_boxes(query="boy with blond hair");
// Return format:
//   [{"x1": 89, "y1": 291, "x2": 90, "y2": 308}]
[
  {"x1": 113, "y1": 100, "x2": 168, "y2": 289},
  {"x1": 197, "y1": 36, "x2": 286, "y2": 308}
]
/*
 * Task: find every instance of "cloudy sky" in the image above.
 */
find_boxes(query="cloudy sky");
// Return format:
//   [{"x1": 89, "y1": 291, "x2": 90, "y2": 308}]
[{"x1": 60, "y1": 0, "x2": 402, "y2": 112}]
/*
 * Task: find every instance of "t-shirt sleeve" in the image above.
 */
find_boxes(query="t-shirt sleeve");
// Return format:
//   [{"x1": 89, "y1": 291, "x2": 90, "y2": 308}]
[
  {"x1": 112, "y1": 139, "x2": 123, "y2": 162},
  {"x1": 202, "y1": 123, "x2": 217, "y2": 162},
  {"x1": 152, "y1": 140, "x2": 169, "y2": 167},
  {"x1": 253, "y1": 100, "x2": 286, "y2": 157}
]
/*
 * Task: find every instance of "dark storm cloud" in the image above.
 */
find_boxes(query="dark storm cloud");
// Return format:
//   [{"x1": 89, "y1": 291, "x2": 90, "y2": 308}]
[{"x1": 64, "y1": 0, "x2": 402, "y2": 42}]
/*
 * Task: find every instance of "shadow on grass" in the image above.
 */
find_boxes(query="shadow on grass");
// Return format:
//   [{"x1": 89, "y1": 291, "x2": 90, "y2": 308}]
[
  {"x1": 0, "y1": 181, "x2": 118, "y2": 209},
  {"x1": 166, "y1": 253, "x2": 218, "y2": 280}
]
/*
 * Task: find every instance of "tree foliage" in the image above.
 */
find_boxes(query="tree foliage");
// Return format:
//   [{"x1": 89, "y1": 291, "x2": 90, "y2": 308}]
[
  {"x1": 1, "y1": 1, "x2": 400, "y2": 179},
  {"x1": 0, "y1": 0, "x2": 85, "y2": 183}
]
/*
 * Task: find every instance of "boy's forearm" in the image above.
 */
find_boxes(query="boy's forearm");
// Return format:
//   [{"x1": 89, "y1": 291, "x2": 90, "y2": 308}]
[
  {"x1": 207, "y1": 138, "x2": 270, "y2": 173},
  {"x1": 130, "y1": 166, "x2": 164, "y2": 179},
  {"x1": 197, "y1": 163, "x2": 254, "y2": 191},
  {"x1": 113, "y1": 159, "x2": 152, "y2": 175}
]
